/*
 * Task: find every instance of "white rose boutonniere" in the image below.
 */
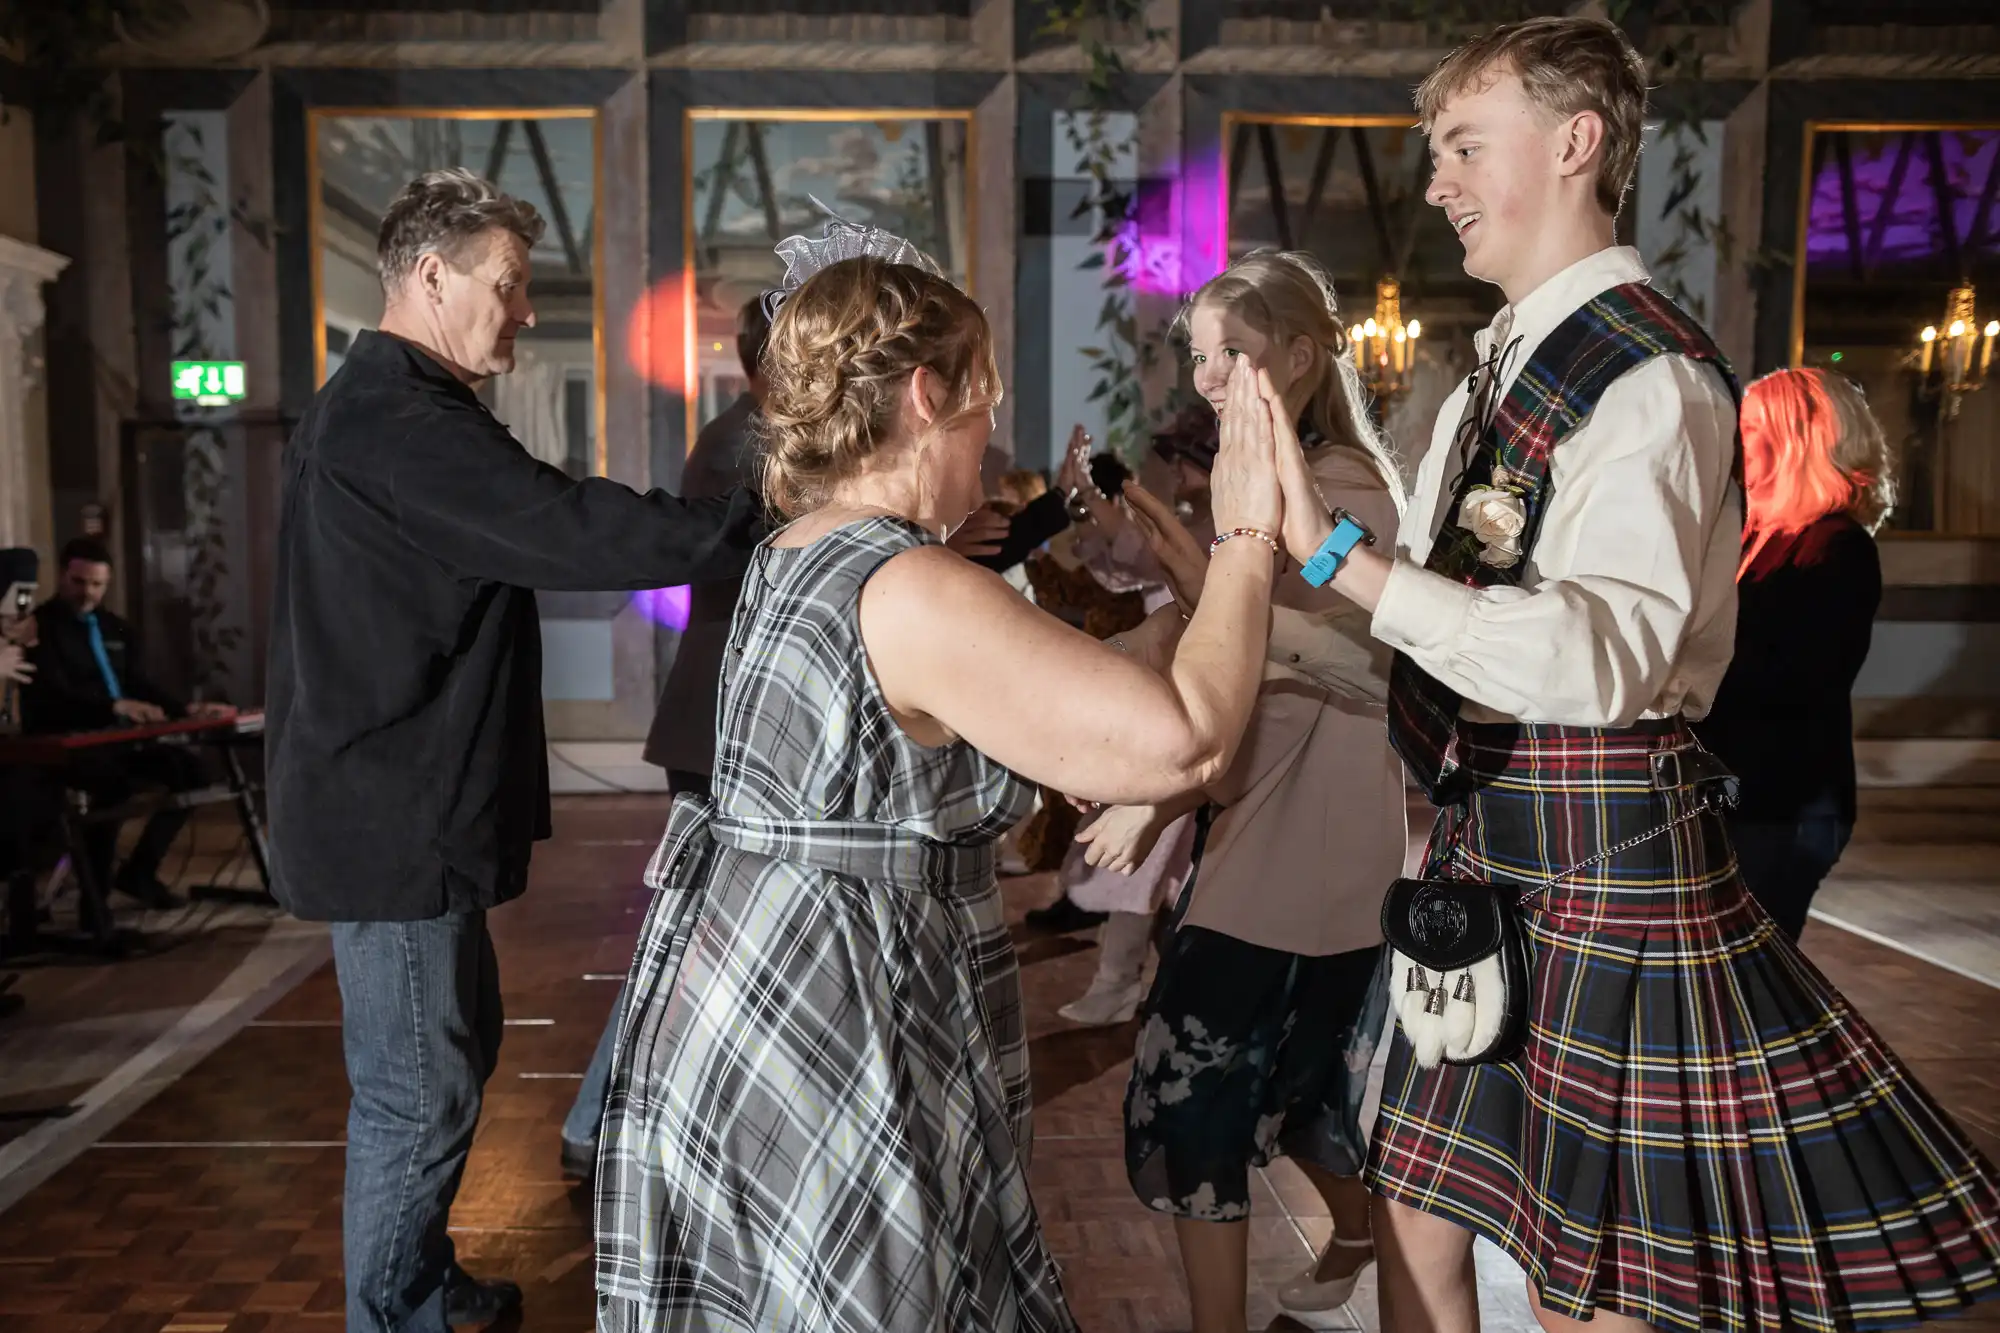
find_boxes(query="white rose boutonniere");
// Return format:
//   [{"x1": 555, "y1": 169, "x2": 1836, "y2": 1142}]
[{"x1": 1458, "y1": 481, "x2": 1528, "y2": 569}]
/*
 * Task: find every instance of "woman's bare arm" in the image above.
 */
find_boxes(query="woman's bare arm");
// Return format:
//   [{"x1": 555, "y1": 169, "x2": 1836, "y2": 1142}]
[
  {"x1": 864, "y1": 355, "x2": 1285, "y2": 805},
  {"x1": 862, "y1": 541, "x2": 1275, "y2": 804}
]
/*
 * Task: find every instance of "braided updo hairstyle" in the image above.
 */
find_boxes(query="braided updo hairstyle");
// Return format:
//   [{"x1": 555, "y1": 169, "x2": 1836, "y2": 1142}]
[{"x1": 758, "y1": 256, "x2": 1000, "y2": 519}]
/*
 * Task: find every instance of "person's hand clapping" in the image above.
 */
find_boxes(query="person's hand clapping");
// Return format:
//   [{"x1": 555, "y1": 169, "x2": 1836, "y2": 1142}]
[
  {"x1": 1208, "y1": 357, "x2": 1283, "y2": 540},
  {"x1": 1055, "y1": 423, "x2": 1094, "y2": 498},
  {"x1": 1257, "y1": 367, "x2": 1335, "y2": 563},
  {"x1": 1075, "y1": 803, "x2": 1174, "y2": 875},
  {"x1": 1123, "y1": 482, "x2": 1208, "y2": 613},
  {"x1": 944, "y1": 506, "x2": 1011, "y2": 560},
  {"x1": 0, "y1": 642, "x2": 32, "y2": 686}
]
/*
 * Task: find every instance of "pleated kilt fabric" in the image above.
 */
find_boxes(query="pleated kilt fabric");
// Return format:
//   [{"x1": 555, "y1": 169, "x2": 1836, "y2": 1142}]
[{"x1": 1366, "y1": 719, "x2": 2000, "y2": 1332}]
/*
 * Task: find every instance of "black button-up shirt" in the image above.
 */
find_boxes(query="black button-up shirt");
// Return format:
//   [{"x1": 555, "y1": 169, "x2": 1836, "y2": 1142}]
[{"x1": 267, "y1": 330, "x2": 762, "y2": 922}]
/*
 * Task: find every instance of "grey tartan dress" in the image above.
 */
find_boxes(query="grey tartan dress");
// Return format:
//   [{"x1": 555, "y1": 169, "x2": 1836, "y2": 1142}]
[{"x1": 595, "y1": 516, "x2": 1079, "y2": 1333}]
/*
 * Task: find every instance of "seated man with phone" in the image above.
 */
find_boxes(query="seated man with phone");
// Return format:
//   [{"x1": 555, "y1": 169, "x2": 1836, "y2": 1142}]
[{"x1": 23, "y1": 538, "x2": 236, "y2": 909}]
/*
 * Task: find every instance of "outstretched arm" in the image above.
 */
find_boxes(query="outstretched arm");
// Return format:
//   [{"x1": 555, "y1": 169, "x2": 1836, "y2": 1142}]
[
  {"x1": 1363, "y1": 358, "x2": 1736, "y2": 724},
  {"x1": 862, "y1": 358, "x2": 1286, "y2": 805},
  {"x1": 863, "y1": 542, "x2": 1273, "y2": 804},
  {"x1": 380, "y1": 400, "x2": 766, "y2": 591}
]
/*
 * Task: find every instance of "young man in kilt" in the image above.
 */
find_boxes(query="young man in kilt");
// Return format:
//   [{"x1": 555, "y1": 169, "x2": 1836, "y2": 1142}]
[{"x1": 1263, "y1": 16, "x2": 2000, "y2": 1333}]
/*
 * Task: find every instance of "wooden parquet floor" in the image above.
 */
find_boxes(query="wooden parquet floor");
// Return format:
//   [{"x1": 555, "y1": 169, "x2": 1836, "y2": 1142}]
[{"x1": 1, "y1": 794, "x2": 1997, "y2": 1333}]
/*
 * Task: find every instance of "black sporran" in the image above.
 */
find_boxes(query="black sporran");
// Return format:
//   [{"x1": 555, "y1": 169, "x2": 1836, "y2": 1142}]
[{"x1": 1382, "y1": 747, "x2": 1741, "y2": 1068}]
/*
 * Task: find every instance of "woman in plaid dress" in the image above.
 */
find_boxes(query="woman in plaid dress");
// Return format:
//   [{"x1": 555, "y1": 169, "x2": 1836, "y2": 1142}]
[{"x1": 596, "y1": 242, "x2": 1294, "y2": 1331}]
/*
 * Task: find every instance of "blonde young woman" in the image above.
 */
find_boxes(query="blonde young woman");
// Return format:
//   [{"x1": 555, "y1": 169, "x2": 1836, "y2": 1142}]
[
  {"x1": 593, "y1": 223, "x2": 1291, "y2": 1332},
  {"x1": 1080, "y1": 250, "x2": 1409, "y2": 1333}
]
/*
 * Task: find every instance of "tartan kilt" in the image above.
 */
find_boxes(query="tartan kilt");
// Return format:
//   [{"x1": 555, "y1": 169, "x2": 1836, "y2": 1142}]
[{"x1": 1366, "y1": 720, "x2": 2000, "y2": 1332}]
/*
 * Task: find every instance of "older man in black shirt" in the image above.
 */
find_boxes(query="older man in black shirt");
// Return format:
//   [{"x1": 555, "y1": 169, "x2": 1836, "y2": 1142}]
[{"x1": 268, "y1": 168, "x2": 761, "y2": 1333}]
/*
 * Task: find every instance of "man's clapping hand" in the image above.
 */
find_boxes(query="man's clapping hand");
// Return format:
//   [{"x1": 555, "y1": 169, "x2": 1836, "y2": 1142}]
[
  {"x1": 0, "y1": 642, "x2": 32, "y2": 686},
  {"x1": 945, "y1": 506, "x2": 1011, "y2": 560},
  {"x1": 1123, "y1": 483, "x2": 1209, "y2": 614}
]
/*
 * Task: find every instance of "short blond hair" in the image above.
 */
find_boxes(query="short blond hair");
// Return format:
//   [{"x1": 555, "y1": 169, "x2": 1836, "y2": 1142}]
[{"x1": 1415, "y1": 16, "x2": 1650, "y2": 217}]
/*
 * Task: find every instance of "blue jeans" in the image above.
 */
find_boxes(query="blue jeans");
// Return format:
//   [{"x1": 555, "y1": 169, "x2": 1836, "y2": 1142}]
[
  {"x1": 1728, "y1": 792, "x2": 1854, "y2": 942},
  {"x1": 563, "y1": 769, "x2": 707, "y2": 1150},
  {"x1": 331, "y1": 912, "x2": 504, "y2": 1333},
  {"x1": 563, "y1": 987, "x2": 620, "y2": 1148}
]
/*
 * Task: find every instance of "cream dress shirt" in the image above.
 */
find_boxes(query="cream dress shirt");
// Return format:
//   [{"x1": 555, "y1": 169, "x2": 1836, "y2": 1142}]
[{"x1": 1367, "y1": 245, "x2": 1741, "y2": 727}]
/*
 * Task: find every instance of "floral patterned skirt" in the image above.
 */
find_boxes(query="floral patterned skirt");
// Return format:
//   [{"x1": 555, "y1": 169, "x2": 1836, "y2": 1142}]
[{"x1": 1123, "y1": 828, "x2": 1389, "y2": 1220}]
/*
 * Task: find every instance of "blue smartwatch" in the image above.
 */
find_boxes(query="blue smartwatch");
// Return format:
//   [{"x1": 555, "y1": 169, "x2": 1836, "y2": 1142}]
[{"x1": 1299, "y1": 509, "x2": 1375, "y2": 587}]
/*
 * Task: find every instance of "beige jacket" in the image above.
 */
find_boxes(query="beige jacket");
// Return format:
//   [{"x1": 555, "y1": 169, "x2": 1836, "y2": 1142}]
[{"x1": 1132, "y1": 445, "x2": 1409, "y2": 956}]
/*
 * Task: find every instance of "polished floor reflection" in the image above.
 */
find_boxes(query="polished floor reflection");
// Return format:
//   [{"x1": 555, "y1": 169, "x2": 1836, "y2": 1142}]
[{"x1": 0, "y1": 790, "x2": 1996, "y2": 1333}]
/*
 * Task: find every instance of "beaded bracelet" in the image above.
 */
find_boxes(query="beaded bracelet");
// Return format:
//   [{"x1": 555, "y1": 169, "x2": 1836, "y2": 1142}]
[{"x1": 1209, "y1": 527, "x2": 1280, "y2": 557}]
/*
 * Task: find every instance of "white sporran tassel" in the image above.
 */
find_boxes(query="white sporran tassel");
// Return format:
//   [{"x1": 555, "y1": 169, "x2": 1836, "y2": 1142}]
[
  {"x1": 1393, "y1": 949, "x2": 1452, "y2": 1068},
  {"x1": 1443, "y1": 952, "x2": 1509, "y2": 1062},
  {"x1": 1393, "y1": 949, "x2": 1513, "y2": 1068}
]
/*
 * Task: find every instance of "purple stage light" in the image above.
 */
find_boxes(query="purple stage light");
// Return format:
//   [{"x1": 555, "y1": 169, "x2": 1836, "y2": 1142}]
[
  {"x1": 1110, "y1": 220, "x2": 1184, "y2": 295},
  {"x1": 1095, "y1": 145, "x2": 1227, "y2": 299},
  {"x1": 631, "y1": 585, "x2": 691, "y2": 632},
  {"x1": 1179, "y1": 142, "x2": 1228, "y2": 292}
]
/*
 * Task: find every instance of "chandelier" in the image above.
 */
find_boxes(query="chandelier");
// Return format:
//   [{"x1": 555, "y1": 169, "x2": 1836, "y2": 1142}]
[
  {"x1": 1914, "y1": 283, "x2": 1997, "y2": 419},
  {"x1": 1349, "y1": 276, "x2": 1421, "y2": 402}
]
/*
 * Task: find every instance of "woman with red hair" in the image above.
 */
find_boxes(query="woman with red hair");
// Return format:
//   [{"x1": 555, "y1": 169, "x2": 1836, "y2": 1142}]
[{"x1": 1696, "y1": 367, "x2": 1895, "y2": 939}]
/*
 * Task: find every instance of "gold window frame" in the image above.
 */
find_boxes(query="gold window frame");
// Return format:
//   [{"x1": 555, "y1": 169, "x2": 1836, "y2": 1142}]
[
  {"x1": 307, "y1": 106, "x2": 609, "y2": 476},
  {"x1": 1789, "y1": 119, "x2": 2000, "y2": 372},
  {"x1": 1789, "y1": 120, "x2": 2000, "y2": 539},
  {"x1": 1217, "y1": 112, "x2": 1421, "y2": 255},
  {"x1": 681, "y1": 107, "x2": 979, "y2": 452}
]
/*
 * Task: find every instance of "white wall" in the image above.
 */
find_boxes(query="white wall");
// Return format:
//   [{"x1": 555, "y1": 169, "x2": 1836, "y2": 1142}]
[
  {"x1": 1047, "y1": 111, "x2": 1138, "y2": 455},
  {"x1": 1633, "y1": 120, "x2": 1727, "y2": 328}
]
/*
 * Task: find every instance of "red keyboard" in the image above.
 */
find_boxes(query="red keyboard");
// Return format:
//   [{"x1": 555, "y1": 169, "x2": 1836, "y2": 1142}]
[{"x1": 0, "y1": 710, "x2": 264, "y2": 763}]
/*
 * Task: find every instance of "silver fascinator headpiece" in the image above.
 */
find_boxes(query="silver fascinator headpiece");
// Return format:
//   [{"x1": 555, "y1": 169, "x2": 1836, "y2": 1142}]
[{"x1": 760, "y1": 196, "x2": 947, "y2": 321}]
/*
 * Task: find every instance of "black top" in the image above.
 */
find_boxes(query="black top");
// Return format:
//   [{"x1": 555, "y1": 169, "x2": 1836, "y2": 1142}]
[
  {"x1": 642, "y1": 391, "x2": 763, "y2": 777},
  {"x1": 1695, "y1": 513, "x2": 1882, "y2": 824},
  {"x1": 23, "y1": 599, "x2": 185, "y2": 734},
  {"x1": 267, "y1": 331, "x2": 763, "y2": 922},
  {"x1": 970, "y1": 490, "x2": 1072, "y2": 575}
]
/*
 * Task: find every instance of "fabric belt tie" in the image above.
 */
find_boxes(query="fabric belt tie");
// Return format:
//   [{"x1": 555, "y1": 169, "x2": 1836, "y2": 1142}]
[{"x1": 647, "y1": 793, "x2": 995, "y2": 901}]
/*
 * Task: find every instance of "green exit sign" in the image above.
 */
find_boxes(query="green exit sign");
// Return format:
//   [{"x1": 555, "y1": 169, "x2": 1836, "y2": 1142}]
[{"x1": 171, "y1": 360, "x2": 247, "y2": 405}]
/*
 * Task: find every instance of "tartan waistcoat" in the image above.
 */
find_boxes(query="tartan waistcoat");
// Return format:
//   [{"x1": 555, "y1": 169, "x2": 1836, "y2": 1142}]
[{"x1": 1386, "y1": 281, "x2": 1741, "y2": 805}]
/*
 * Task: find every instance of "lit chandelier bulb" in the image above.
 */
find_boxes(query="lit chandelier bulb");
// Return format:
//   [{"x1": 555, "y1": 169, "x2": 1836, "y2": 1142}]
[
  {"x1": 1407, "y1": 320, "x2": 1422, "y2": 339},
  {"x1": 1949, "y1": 319, "x2": 1966, "y2": 338}
]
